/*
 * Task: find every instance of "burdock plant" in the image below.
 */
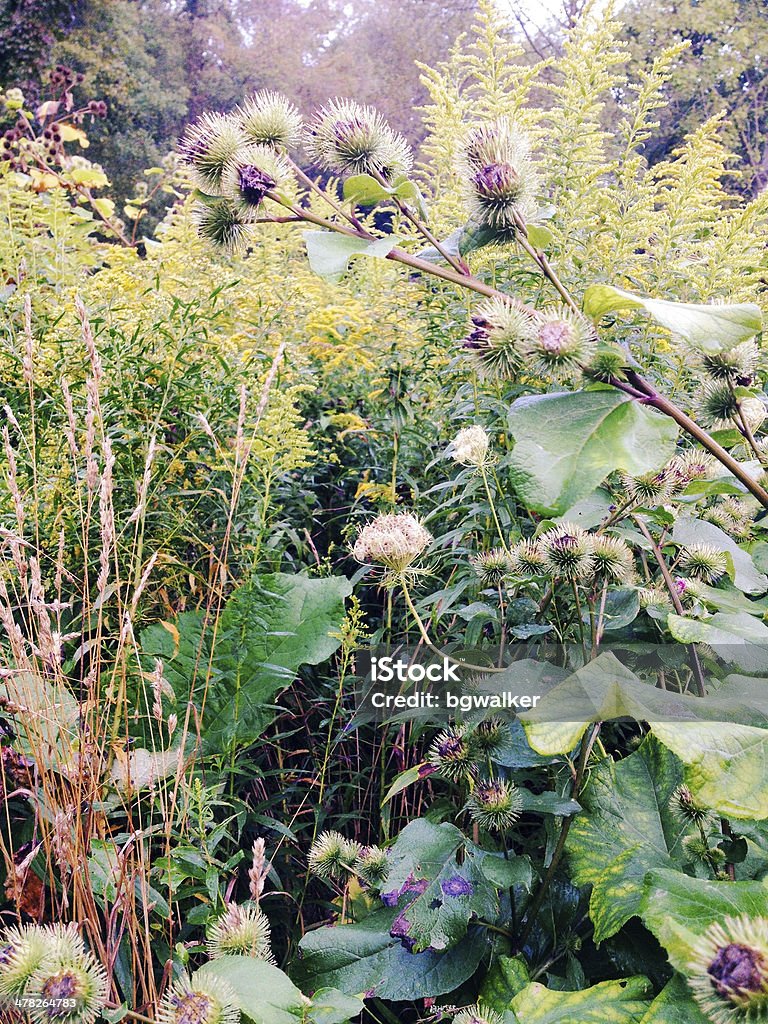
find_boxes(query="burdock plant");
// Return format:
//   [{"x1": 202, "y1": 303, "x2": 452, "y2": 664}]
[
  {"x1": 525, "y1": 306, "x2": 598, "y2": 379},
  {"x1": 206, "y1": 902, "x2": 274, "y2": 963},
  {"x1": 25, "y1": 952, "x2": 108, "y2": 1024},
  {"x1": 462, "y1": 296, "x2": 536, "y2": 380},
  {"x1": 460, "y1": 118, "x2": 538, "y2": 233},
  {"x1": 687, "y1": 916, "x2": 768, "y2": 1023},
  {"x1": 234, "y1": 90, "x2": 303, "y2": 150},
  {"x1": 306, "y1": 98, "x2": 412, "y2": 179},
  {"x1": 466, "y1": 778, "x2": 522, "y2": 832},
  {"x1": 157, "y1": 974, "x2": 241, "y2": 1024}
]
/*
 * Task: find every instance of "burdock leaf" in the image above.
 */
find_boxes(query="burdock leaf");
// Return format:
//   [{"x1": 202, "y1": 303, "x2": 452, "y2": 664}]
[
  {"x1": 506, "y1": 390, "x2": 678, "y2": 515},
  {"x1": 639, "y1": 869, "x2": 768, "y2": 970},
  {"x1": 196, "y1": 956, "x2": 307, "y2": 1024},
  {"x1": 508, "y1": 976, "x2": 653, "y2": 1022},
  {"x1": 303, "y1": 230, "x2": 400, "y2": 282},
  {"x1": 379, "y1": 818, "x2": 498, "y2": 953},
  {"x1": 583, "y1": 284, "x2": 762, "y2": 353},
  {"x1": 565, "y1": 736, "x2": 685, "y2": 943},
  {"x1": 293, "y1": 908, "x2": 486, "y2": 1001},
  {"x1": 637, "y1": 975, "x2": 710, "y2": 1023}
]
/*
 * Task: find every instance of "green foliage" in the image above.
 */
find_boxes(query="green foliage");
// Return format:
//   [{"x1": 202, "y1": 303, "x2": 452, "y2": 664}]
[
  {"x1": 140, "y1": 572, "x2": 352, "y2": 752},
  {"x1": 566, "y1": 737, "x2": 685, "y2": 943},
  {"x1": 506, "y1": 391, "x2": 679, "y2": 514}
]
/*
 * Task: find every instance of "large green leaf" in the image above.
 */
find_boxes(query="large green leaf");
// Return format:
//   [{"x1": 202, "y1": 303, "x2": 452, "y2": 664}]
[
  {"x1": 306, "y1": 989, "x2": 364, "y2": 1024},
  {"x1": 639, "y1": 975, "x2": 711, "y2": 1024},
  {"x1": 566, "y1": 736, "x2": 685, "y2": 943},
  {"x1": 506, "y1": 391, "x2": 678, "y2": 515},
  {"x1": 293, "y1": 908, "x2": 486, "y2": 1001},
  {"x1": 672, "y1": 515, "x2": 768, "y2": 594},
  {"x1": 478, "y1": 956, "x2": 531, "y2": 1012},
  {"x1": 379, "y1": 819, "x2": 498, "y2": 952},
  {"x1": 3, "y1": 670, "x2": 80, "y2": 766},
  {"x1": 652, "y1": 717, "x2": 768, "y2": 819},
  {"x1": 520, "y1": 652, "x2": 768, "y2": 819},
  {"x1": 667, "y1": 611, "x2": 768, "y2": 673},
  {"x1": 639, "y1": 869, "x2": 768, "y2": 970},
  {"x1": 196, "y1": 956, "x2": 308, "y2": 1024},
  {"x1": 140, "y1": 573, "x2": 351, "y2": 752},
  {"x1": 303, "y1": 230, "x2": 400, "y2": 282},
  {"x1": 583, "y1": 285, "x2": 762, "y2": 353},
  {"x1": 506, "y1": 976, "x2": 653, "y2": 1023}
]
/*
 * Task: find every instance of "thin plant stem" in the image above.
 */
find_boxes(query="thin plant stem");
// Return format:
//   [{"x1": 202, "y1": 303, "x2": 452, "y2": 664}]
[{"x1": 515, "y1": 723, "x2": 601, "y2": 953}]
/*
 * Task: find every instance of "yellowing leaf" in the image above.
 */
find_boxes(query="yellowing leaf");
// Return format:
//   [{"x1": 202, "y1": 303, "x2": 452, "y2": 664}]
[
  {"x1": 59, "y1": 124, "x2": 90, "y2": 148},
  {"x1": 93, "y1": 197, "x2": 115, "y2": 219},
  {"x1": 69, "y1": 167, "x2": 110, "y2": 189}
]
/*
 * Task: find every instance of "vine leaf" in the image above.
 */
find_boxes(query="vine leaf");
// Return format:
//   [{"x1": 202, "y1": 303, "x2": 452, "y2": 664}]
[{"x1": 506, "y1": 390, "x2": 678, "y2": 515}]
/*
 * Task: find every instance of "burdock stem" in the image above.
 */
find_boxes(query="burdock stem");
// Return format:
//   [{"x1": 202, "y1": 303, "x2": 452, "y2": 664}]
[{"x1": 267, "y1": 191, "x2": 768, "y2": 507}]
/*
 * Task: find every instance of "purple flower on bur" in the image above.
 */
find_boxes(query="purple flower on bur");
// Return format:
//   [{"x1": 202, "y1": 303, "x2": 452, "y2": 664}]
[
  {"x1": 238, "y1": 165, "x2": 276, "y2": 205},
  {"x1": 441, "y1": 875, "x2": 473, "y2": 898}
]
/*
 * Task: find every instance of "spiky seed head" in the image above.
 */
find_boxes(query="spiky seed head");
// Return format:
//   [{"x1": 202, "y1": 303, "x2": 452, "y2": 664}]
[
  {"x1": 679, "y1": 543, "x2": 728, "y2": 584},
  {"x1": 453, "y1": 1004, "x2": 504, "y2": 1024},
  {"x1": 234, "y1": 91, "x2": 303, "y2": 150},
  {"x1": 220, "y1": 144, "x2": 295, "y2": 216},
  {"x1": 620, "y1": 467, "x2": 677, "y2": 505},
  {"x1": 352, "y1": 513, "x2": 431, "y2": 574},
  {"x1": 25, "y1": 952, "x2": 108, "y2": 1024},
  {"x1": 540, "y1": 522, "x2": 595, "y2": 581},
  {"x1": 460, "y1": 118, "x2": 538, "y2": 230},
  {"x1": 0, "y1": 924, "x2": 52, "y2": 997},
  {"x1": 157, "y1": 973, "x2": 241, "y2": 1024},
  {"x1": 308, "y1": 831, "x2": 362, "y2": 880},
  {"x1": 718, "y1": 498, "x2": 754, "y2": 540},
  {"x1": 206, "y1": 902, "x2": 274, "y2": 963},
  {"x1": 524, "y1": 307, "x2": 598, "y2": 379},
  {"x1": 429, "y1": 727, "x2": 477, "y2": 782},
  {"x1": 668, "y1": 450, "x2": 719, "y2": 486},
  {"x1": 510, "y1": 538, "x2": 547, "y2": 577},
  {"x1": 463, "y1": 297, "x2": 537, "y2": 381},
  {"x1": 450, "y1": 425, "x2": 491, "y2": 468},
  {"x1": 589, "y1": 535, "x2": 636, "y2": 585},
  {"x1": 472, "y1": 717, "x2": 508, "y2": 754},
  {"x1": 306, "y1": 98, "x2": 412, "y2": 179},
  {"x1": 682, "y1": 834, "x2": 717, "y2": 864},
  {"x1": 741, "y1": 397, "x2": 768, "y2": 434},
  {"x1": 179, "y1": 112, "x2": 247, "y2": 192},
  {"x1": 696, "y1": 382, "x2": 767, "y2": 433},
  {"x1": 471, "y1": 548, "x2": 514, "y2": 587},
  {"x1": 193, "y1": 200, "x2": 251, "y2": 255},
  {"x1": 355, "y1": 846, "x2": 390, "y2": 888},
  {"x1": 687, "y1": 916, "x2": 768, "y2": 1023},
  {"x1": 699, "y1": 341, "x2": 759, "y2": 383},
  {"x1": 669, "y1": 784, "x2": 715, "y2": 829},
  {"x1": 466, "y1": 778, "x2": 522, "y2": 832},
  {"x1": 638, "y1": 586, "x2": 670, "y2": 610},
  {"x1": 674, "y1": 577, "x2": 707, "y2": 606},
  {"x1": 583, "y1": 344, "x2": 628, "y2": 382},
  {"x1": 703, "y1": 505, "x2": 736, "y2": 532}
]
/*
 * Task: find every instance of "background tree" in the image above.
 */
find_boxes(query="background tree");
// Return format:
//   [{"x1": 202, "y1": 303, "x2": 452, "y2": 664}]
[{"x1": 619, "y1": 0, "x2": 768, "y2": 194}]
